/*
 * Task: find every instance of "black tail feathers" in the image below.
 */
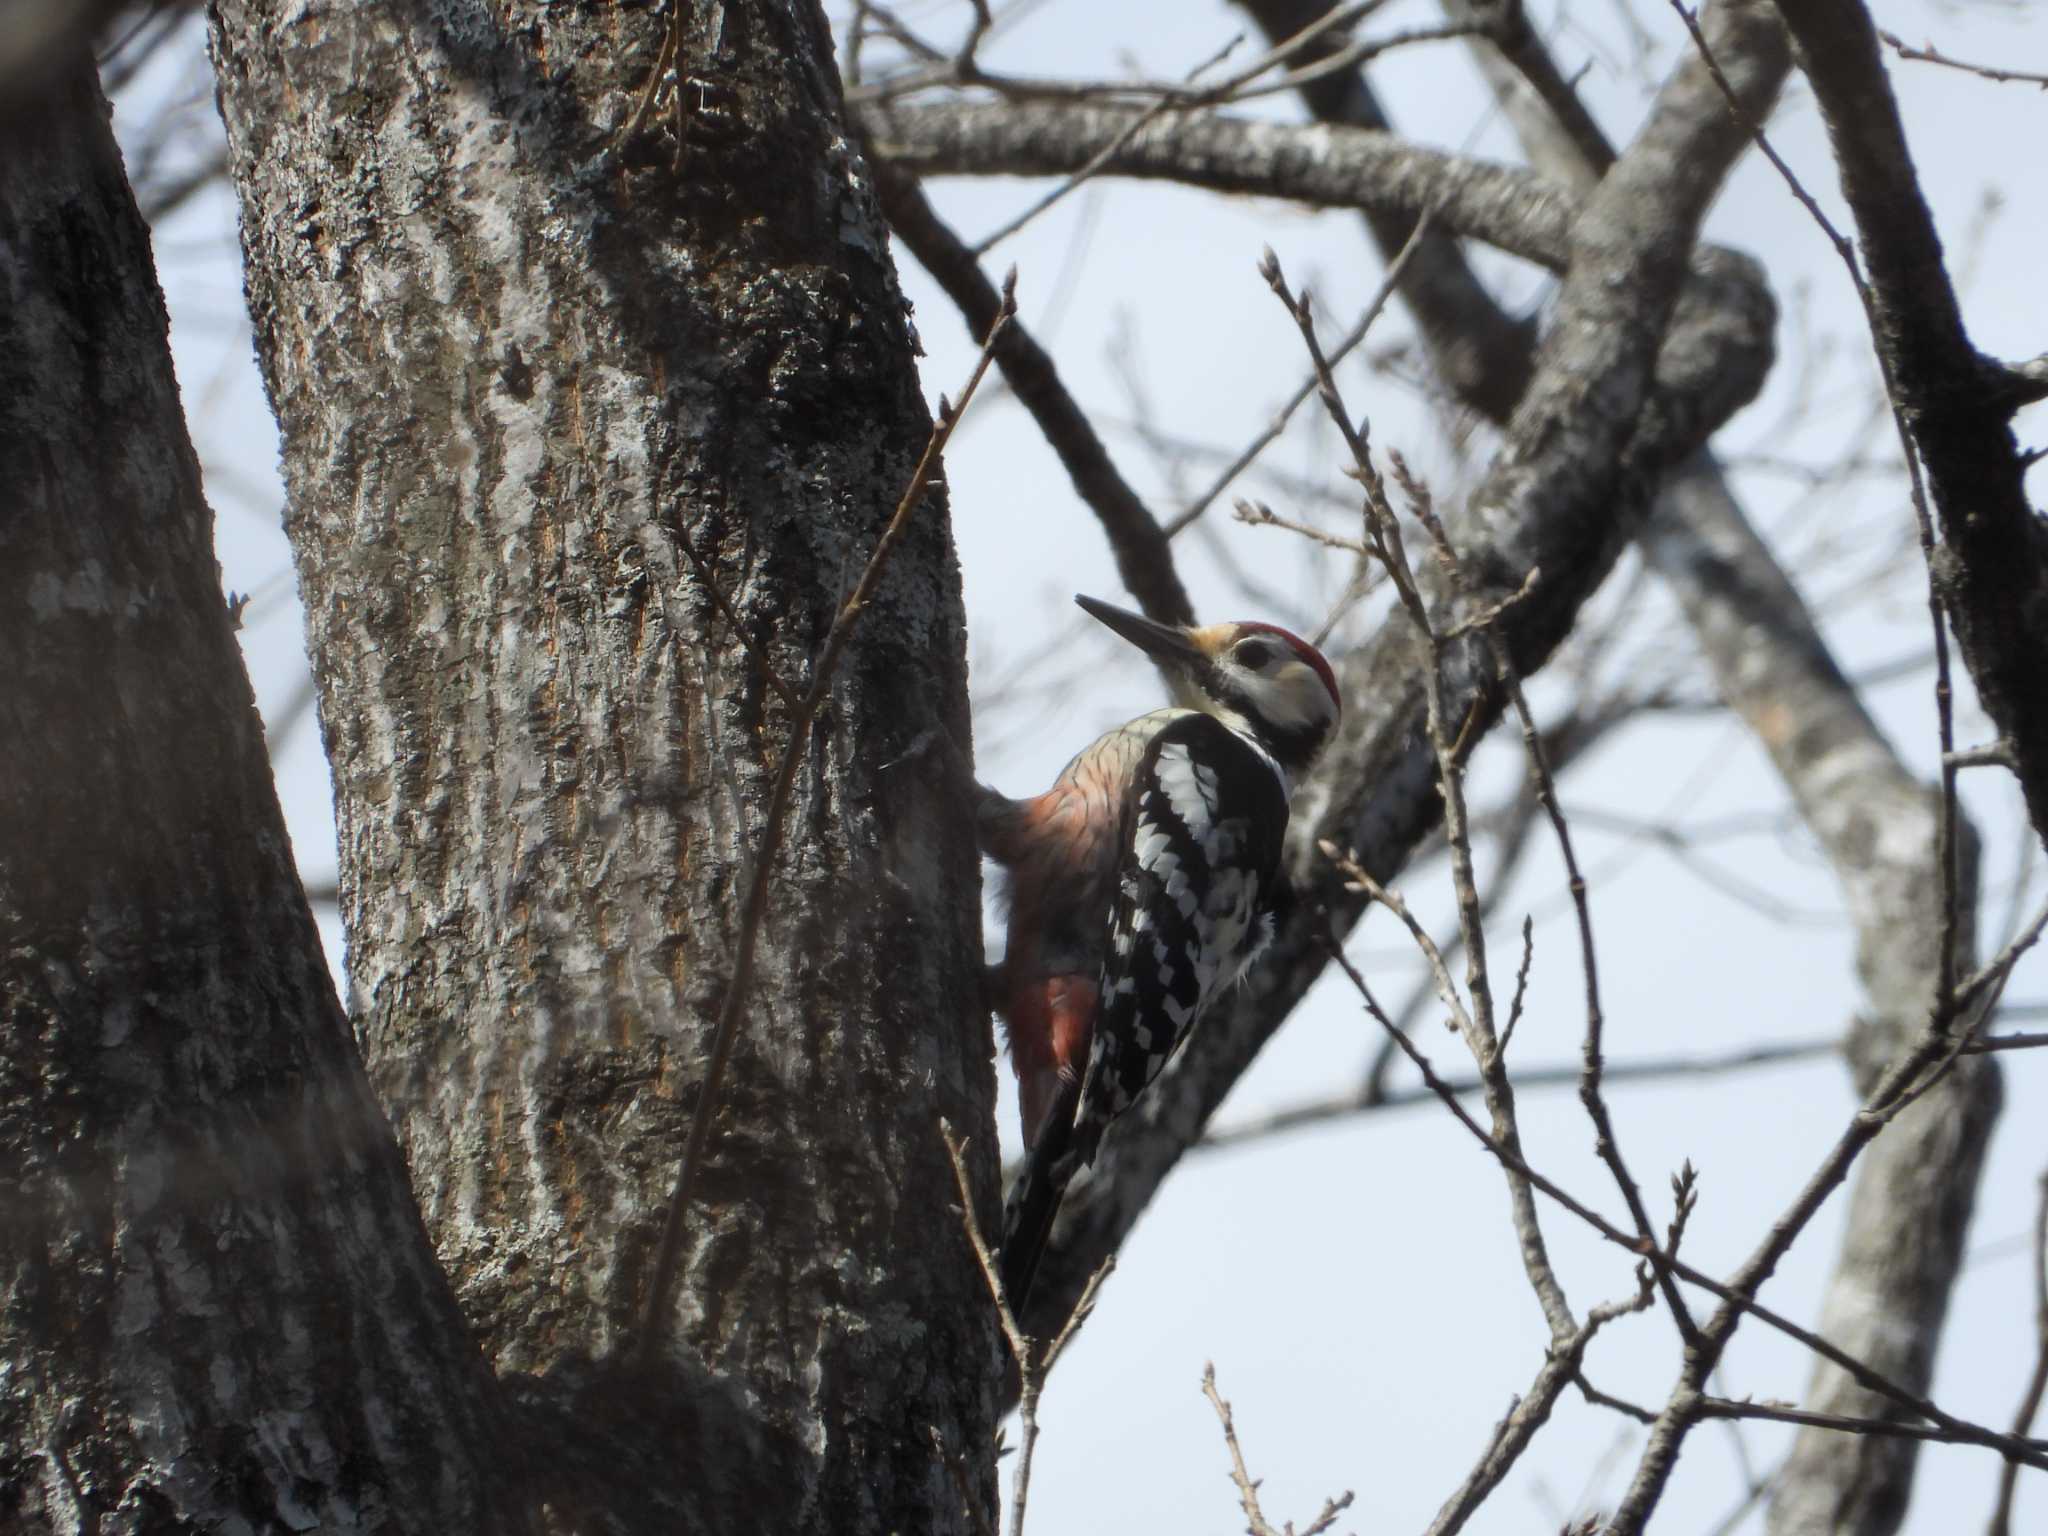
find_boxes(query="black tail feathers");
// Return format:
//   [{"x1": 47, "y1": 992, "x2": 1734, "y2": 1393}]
[{"x1": 997, "y1": 1076, "x2": 1082, "y2": 1311}]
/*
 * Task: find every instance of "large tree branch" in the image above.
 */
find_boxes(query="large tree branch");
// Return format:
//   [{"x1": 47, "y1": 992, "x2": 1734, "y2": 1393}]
[
  {"x1": 1772, "y1": 0, "x2": 2048, "y2": 851},
  {"x1": 1013, "y1": 0, "x2": 1788, "y2": 1337},
  {"x1": 1230, "y1": 0, "x2": 1537, "y2": 419},
  {"x1": 872, "y1": 162, "x2": 1196, "y2": 627},
  {"x1": 860, "y1": 98, "x2": 1581, "y2": 268},
  {"x1": 0, "y1": 62, "x2": 523, "y2": 1531}
]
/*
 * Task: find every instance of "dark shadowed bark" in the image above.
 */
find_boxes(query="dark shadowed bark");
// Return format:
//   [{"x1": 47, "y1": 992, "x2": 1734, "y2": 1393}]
[
  {"x1": 0, "y1": 65, "x2": 524, "y2": 1533},
  {"x1": 204, "y1": 2, "x2": 999, "y2": 1531},
  {"x1": 0, "y1": 0, "x2": 133, "y2": 123},
  {"x1": 1773, "y1": 0, "x2": 2048, "y2": 853}
]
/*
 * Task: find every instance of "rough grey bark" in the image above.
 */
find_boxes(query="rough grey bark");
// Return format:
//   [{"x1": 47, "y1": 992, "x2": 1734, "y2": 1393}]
[
  {"x1": 206, "y1": 4, "x2": 999, "y2": 1532},
  {"x1": 0, "y1": 64, "x2": 523, "y2": 1533},
  {"x1": 984, "y1": 0, "x2": 1789, "y2": 1338},
  {"x1": 862, "y1": 98, "x2": 1583, "y2": 269}
]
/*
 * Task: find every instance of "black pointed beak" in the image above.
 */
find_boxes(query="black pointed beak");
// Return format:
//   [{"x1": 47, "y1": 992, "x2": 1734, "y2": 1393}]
[{"x1": 1074, "y1": 595, "x2": 1203, "y2": 672}]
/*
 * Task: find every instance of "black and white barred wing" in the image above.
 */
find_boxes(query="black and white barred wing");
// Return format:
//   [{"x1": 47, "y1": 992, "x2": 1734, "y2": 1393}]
[
  {"x1": 1070, "y1": 713, "x2": 1291, "y2": 1163},
  {"x1": 997, "y1": 713, "x2": 1290, "y2": 1305}
]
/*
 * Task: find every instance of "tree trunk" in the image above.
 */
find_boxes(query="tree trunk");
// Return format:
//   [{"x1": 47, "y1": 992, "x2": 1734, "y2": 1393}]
[
  {"x1": 0, "y1": 65, "x2": 522, "y2": 1532},
  {"x1": 205, "y1": 3, "x2": 1000, "y2": 1530}
]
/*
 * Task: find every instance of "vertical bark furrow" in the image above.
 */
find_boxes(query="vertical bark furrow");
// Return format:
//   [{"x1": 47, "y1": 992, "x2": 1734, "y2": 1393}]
[{"x1": 0, "y1": 65, "x2": 520, "y2": 1534}]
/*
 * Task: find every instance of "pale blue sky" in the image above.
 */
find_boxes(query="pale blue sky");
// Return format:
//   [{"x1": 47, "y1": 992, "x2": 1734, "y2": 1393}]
[{"x1": 122, "y1": 2, "x2": 2048, "y2": 1528}]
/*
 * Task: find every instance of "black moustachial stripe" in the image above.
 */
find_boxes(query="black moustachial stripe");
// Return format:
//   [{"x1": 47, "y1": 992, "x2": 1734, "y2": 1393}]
[{"x1": 1203, "y1": 666, "x2": 1331, "y2": 774}]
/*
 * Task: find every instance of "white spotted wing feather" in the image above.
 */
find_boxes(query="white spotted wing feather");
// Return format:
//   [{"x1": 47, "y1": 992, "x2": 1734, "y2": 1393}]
[{"x1": 1074, "y1": 713, "x2": 1290, "y2": 1153}]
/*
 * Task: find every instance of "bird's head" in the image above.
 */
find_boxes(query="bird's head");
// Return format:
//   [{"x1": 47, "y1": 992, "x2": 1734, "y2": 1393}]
[{"x1": 1076, "y1": 594, "x2": 1341, "y2": 777}]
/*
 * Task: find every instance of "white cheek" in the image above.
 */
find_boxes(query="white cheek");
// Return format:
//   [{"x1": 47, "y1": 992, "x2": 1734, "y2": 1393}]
[{"x1": 1252, "y1": 669, "x2": 1323, "y2": 730}]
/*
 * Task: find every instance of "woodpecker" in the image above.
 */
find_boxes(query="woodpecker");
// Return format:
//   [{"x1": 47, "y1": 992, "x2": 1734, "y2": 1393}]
[{"x1": 981, "y1": 595, "x2": 1341, "y2": 1306}]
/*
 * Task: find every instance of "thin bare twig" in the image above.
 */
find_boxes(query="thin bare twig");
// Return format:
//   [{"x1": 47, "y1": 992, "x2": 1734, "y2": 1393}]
[
  {"x1": 674, "y1": 536, "x2": 799, "y2": 710},
  {"x1": 937, "y1": 1117, "x2": 1112, "y2": 1536},
  {"x1": 1670, "y1": 0, "x2": 1966, "y2": 1019},
  {"x1": 873, "y1": 163, "x2": 1194, "y2": 627},
  {"x1": 1258, "y1": 243, "x2": 1577, "y2": 1345},
  {"x1": 1389, "y1": 451, "x2": 1699, "y2": 1346},
  {"x1": 968, "y1": 32, "x2": 1243, "y2": 257},
  {"x1": 1577, "y1": 1373, "x2": 1659, "y2": 1425},
  {"x1": 1876, "y1": 895, "x2": 2048, "y2": 1120},
  {"x1": 1166, "y1": 209, "x2": 1436, "y2": 537},
  {"x1": 1439, "y1": 564, "x2": 1542, "y2": 641},
  {"x1": 1949, "y1": 740, "x2": 2018, "y2": 770},
  {"x1": 930, "y1": 1423, "x2": 999, "y2": 1536},
  {"x1": 854, "y1": 3, "x2": 1476, "y2": 111},
  {"x1": 1233, "y1": 496, "x2": 1369, "y2": 557},
  {"x1": 940, "y1": 1122, "x2": 1036, "y2": 1536},
  {"x1": 637, "y1": 277, "x2": 1017, "y2": 1359},
  {"x1": 1988, "y1": 1169, "x2": 2048, "y2": 1536},
  {"x1": 1256, "y1": 242, "x2": 1705, "y2": 1382},
  {"x1": 858, "y1": 1, "x2": 950, "y2": 66},
  {"x1": 1041, "y1": 1255, "x2": 1115, "y2": 1379},
  {"x1": 1302, "y1": 941, "x2": 1609, "y2": 1536},
  {"x1": 1323, "y1": 933, "x2": 2048, "y2": 1476},
  {"x1": 1878, "y1": 28, "x2": 2048, "y2": 90},
  {"x1": 1960, "y1": 895, "x2": 2048, "y2": 1011},
  {"x1": 939, "y1": 1122, "x2": 1030, "y2": 1382},
  {"x1": 1203, "y1": 1363, "x2": 1355, "y2": 1536},
  {"x1": 1666, "y1": 1161, "x2": 1700, "y2": 1261},
  {"x1": 1419, "y1": 1240, "x2": 1652, "y2": 1532},
  {"x1": 1500, "y1": 915, "x2": 1536, "y2": 1057},
  {"x1": 955, "y1": 0, "x2": 993, "y2": 71},
  {"x1": 1696, "y1": 1395, "x2": 2048, "y2": 1458},
  {"x1": 1204, "y1": 1363, "x2": 1274, "y2": 1536},
  {"x1": 1368, "y1": 752, "x2": 1587, "y2": 1102},
  {"x1": 1195, "y1": 1036, "x2": 1838, "y2": 1155}
]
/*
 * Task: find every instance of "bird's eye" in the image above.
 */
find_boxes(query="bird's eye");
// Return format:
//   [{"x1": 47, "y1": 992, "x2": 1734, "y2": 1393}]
[{"x1": 1236, "y1": 641, "x2": 1273, "y2": 671}]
